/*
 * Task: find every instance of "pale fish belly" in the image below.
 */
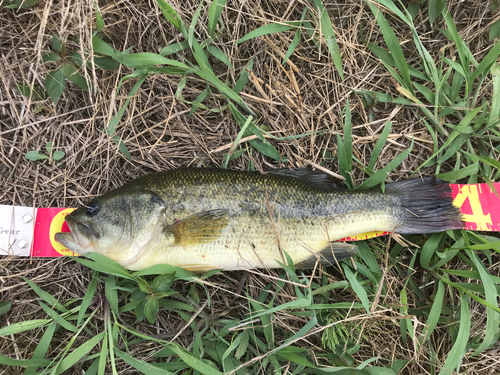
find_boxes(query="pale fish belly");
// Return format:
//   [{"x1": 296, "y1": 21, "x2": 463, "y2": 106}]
[{"x1": 125, "y1": 208, "x2": 398, "y2": 271}]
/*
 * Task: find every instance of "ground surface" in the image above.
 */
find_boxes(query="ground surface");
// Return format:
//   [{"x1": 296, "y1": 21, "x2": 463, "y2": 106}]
[{"x1": 1, "y1": 0, "x2": 499, "y2": 374}]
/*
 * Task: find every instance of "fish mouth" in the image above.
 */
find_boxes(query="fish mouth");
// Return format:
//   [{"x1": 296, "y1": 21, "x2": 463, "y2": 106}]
[{"x1": 54, "y1": 217, "x2": 96, "y2": 254}]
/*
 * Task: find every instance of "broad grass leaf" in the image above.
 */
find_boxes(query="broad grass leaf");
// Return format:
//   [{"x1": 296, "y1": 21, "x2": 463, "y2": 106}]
[
  {"x1": 0, "y1": 319, "x2": 51, "y2": 336},
  {"x1": 23, "y1": 277, "x2": 67, "y2": 312},
  {"x1": 338, "y1": 99, "x2": 353, "y2": 187},
  {"x1": 105, "y1": 275, "x2": 119, "y2": 318},
  {"x1": 436, "y1": 162, "x2": 478, "y2": 182},
  {"x1": 313, "y1": 0, "x2": 344, "y2": 79},
  {"x1": 77, "y1": 275, "x2": 97, "y2": 326},
  {"x1": 343, "y1": 264, "x2": 370, "y2": 313},
  {"x1": 420, "y1": 232, "x2": 444, "y2": 270},
  {"x1": 249, "y1": 299, "x2": 272, "y2": 345},
  {"x1": 107, "y1": 73, "x2": 148, "y2": 135},
  {"x1": 167, "y1": 344, "x2": 223, "y2": 375},
  {"x1": 367, "y1": 3, "x2": 412, "y2": 93},
  {"x1": 208, "y1": 0, "x2": 227, "y2": 38},
  {"x1": 0, "y1": 302, "x2": 11, "y2": 316},
  {"x1": 38, "y1": 301, "x2": 77, "y2": 332},
  {"x1": 53, "y1": 332, "x2": 105, "y2": 375},
  {"x1": 442, "y1": 9, "x2": 470, "y2": 77},
  {"x1": 237, "y1": 21, "x2": 301, "y2": 44},
  {"x1": 160, "y1": 41, "x2": 189, "y2": 56},
  {"x1": 428, "y1": 0, "x2": 445, "y2": 24},
  {"x1": 156, "y1": 0, "x2": 183, "y2": 31},
  {"x1": 115, "y1": 349, "x2": 174, "y2": 374},
  {"x1": 489, "y1": 19, "x2": 500, "y2": 41},
  {"x1": 489, "y1": 63, "x2": 500, "y2": 127},
  {"x1": 438, "y1": 293, "x2": 470, "y2": 375},
  {"x1": 421, "y1": 280, "x2": 444, "y2": 343},
  {"x1": 23, "y1": 323, "x2": 57, "y2": 375},
  {"x1": 466, "y1": 250, "x2": 500, "y2": 354},
  {"x1": 208, "y1": 46, "x2": 232, "y2": 67},
  {"x1": 72, "y1": 253, "x2": 133, "y2": 280},
  {"x1": 356, "y1": 137, "x2": 414, "y2": 191},
  {"x1": 188, "y1": 1, "x2": 203, "y2": 49},
  {"x1": 45, "y1": 68, "x2": 66, "y2": 104},
  {"x1": 283, "y1": 23, "x2": 302, "y2": 64},
  {"x1": 0, "y1": 354, "x2": 51, "y2": 368},
  {"x1": 276, "y1": 347, "x2": 316, "y2": 368},
  {"x1": 233, "y1": 59, "x2": 253, "y2": 94},
  {"x1": 368, "y1": 121, "x2": 391, "y2": 171},
  {"x1": 94, "y1": 3, "x2": 104, "y2": 31}
]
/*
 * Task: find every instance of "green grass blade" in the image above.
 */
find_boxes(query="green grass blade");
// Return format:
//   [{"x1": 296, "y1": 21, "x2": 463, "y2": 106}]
[
  {"x1": 38, "y1": 302, "x2": 78, "y2": 332},
  {"x1": 168, "y1": 344, "x2": 223, "y2": 375},
  {"x1": 208, "y1": 0, "x2": 227, "y2": 38},
  {"x1": 0, "y1": 302, "x2": 11, "y2": 316},
  {"x1": 0, "y1": 319, "x2": 51, "y2": 336},
  {"x1": 420, "y1": 232, "x2": 444, "y2": 270},
  {"x1": 232, "y1": 59, "x2": 253, "y2": 94},
  {"x1": 71, "y1": 253, "x2": 134, "y2": 280},
  {"x1": 0, "y1": 354, "x2": 51, "y2": 368},
  {"x1": 188, "y1": 1, "x2": 203, "y2": 49},
  {"x1": 160, "y1": 41, "x2": 189, "y2": 56},
  {"x1": 368, "y1": 121, "x2": 391, "y2": 171},
  {"x1": 208, "y1": 46, "x2": 232, "y2": 67},
  {"x1": 470, "y1": 39, "x2": 500, "y2": 82},
  {"x1": 343, "y1": 263, "x2": 370, "y2": 313},
  {"x1": 105, "y1": 275, "x2": 119, "y2": 318},
  {"x1": 313, "y1": 0, "x2": 344, "y2": 79},
  {"x1": 466, "y1": 250, "x2": 500, "y2": 354},
  {"x1": 442, "y1": 6, "x2": 470, "y2": 79},
  {"x1": 436, "y1": 162, "x2": 478, "y2": 182},
  {"x1": 98, "y1": 333, "x2": 108, "y2": 375},
  {"x1": 22, "y1": 277, "x2": 67, "y2": 313},
  {"x1": 237, "y1": 21, "x2": 301, "y2": 44},
  {"x1": 489, "y1": 63, "x2": 500, "y2": 126},
  {"x1": 156, "y1": 0, "x2": 184, "y2": 32},
  {"x1": 23, "y1": 323, "x2": 58, "y2": 375},
  {"x1": 107, "y1": 73, "x2": 148, "y2": 135},
  {"x1": 115, "y1": 349, "x2": 174, "y2": 374},
  {"x1": 221, "y1": 115, "x2": 252, "y2": 168},
  {"x1": 368, "y1": 2, "x2": 412, "y2": 93},
  {"x1": 490, "y1": 19, "x2": 500, "y2": 41},
  {"x1": 429, "y1": 0, "x2": 445, "y2": 24},
  {"x1": 356, "y1": 137, "x2": 414, "y2": 191},
  {"x1": 338, "y1": 99, "x2": 353, "y2": 187},
  {"x1": 54, "y1": 332, "x2": 105, "y2": 375},
  {"x1": 283, "y1": 8, "x2": 306, "y2": 64},
  {"x1": 77, "y1": 274, "x2": 98, "y2": 326},
  {"x1": 438, "y1": 293, "x2": 470, "y2": 375},
  {"x1": 422, "y1": 280, "x2": 444, "y2": 344}
]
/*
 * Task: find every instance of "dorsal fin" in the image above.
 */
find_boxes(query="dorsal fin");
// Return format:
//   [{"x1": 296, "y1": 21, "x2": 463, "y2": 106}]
[{"x1": 266, "y1": 167, "x2": 346, "y2": 192}]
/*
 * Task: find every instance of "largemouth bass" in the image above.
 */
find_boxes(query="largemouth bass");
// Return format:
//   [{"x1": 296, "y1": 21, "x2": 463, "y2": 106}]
[{"x1": 55, "y1": 168, "x2": 463, "y2": 271}]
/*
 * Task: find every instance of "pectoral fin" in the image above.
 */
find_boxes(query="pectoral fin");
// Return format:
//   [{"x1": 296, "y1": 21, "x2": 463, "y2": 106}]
[
  {"x1": 295, "y1": 242, "x2": 357, "y2": 269},
  {"x1": 166, "y1": 209, "x2": 229, "y2": 247}
]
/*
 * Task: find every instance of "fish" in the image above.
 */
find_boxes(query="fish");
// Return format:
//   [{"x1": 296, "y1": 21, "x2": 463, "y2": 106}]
[{"x1": 55, "y1": 168, "x2": 464, "y2": 272}]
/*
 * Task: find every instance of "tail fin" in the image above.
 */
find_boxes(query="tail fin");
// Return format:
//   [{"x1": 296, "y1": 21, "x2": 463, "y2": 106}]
[{"x1": 386, "y1": 177, "x2": 464, "y2": 234}]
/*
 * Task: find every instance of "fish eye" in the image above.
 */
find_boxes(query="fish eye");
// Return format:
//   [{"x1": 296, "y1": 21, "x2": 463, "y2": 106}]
[{"x1": 86, "y1": 202, "x2": 100, "y2": 216}]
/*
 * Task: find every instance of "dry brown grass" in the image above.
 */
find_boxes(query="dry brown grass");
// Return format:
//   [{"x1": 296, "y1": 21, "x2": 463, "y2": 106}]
[{"x1": 1, "y1": 0, "x2": 499, "y2": 374}]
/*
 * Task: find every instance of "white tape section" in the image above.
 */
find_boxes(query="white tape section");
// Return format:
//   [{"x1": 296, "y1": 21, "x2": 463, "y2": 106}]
[{"x1": 0, "y1": 205, "x2": 37, "y2": 256}]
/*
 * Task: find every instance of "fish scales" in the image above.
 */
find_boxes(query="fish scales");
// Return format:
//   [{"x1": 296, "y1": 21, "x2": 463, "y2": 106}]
[{"x1": 55, "y1": 168, "x2": 463, "y2": 271}]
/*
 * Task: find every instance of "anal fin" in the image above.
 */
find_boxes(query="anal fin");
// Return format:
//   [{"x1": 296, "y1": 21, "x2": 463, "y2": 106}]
[{"x1": 295, "y1": 243, "x2": 357, "y2": 269}]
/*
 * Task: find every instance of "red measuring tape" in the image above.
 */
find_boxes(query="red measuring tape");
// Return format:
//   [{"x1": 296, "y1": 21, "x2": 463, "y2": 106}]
[{"x1": 1, "y1": 183, "x2": 499, "y2": 258}]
